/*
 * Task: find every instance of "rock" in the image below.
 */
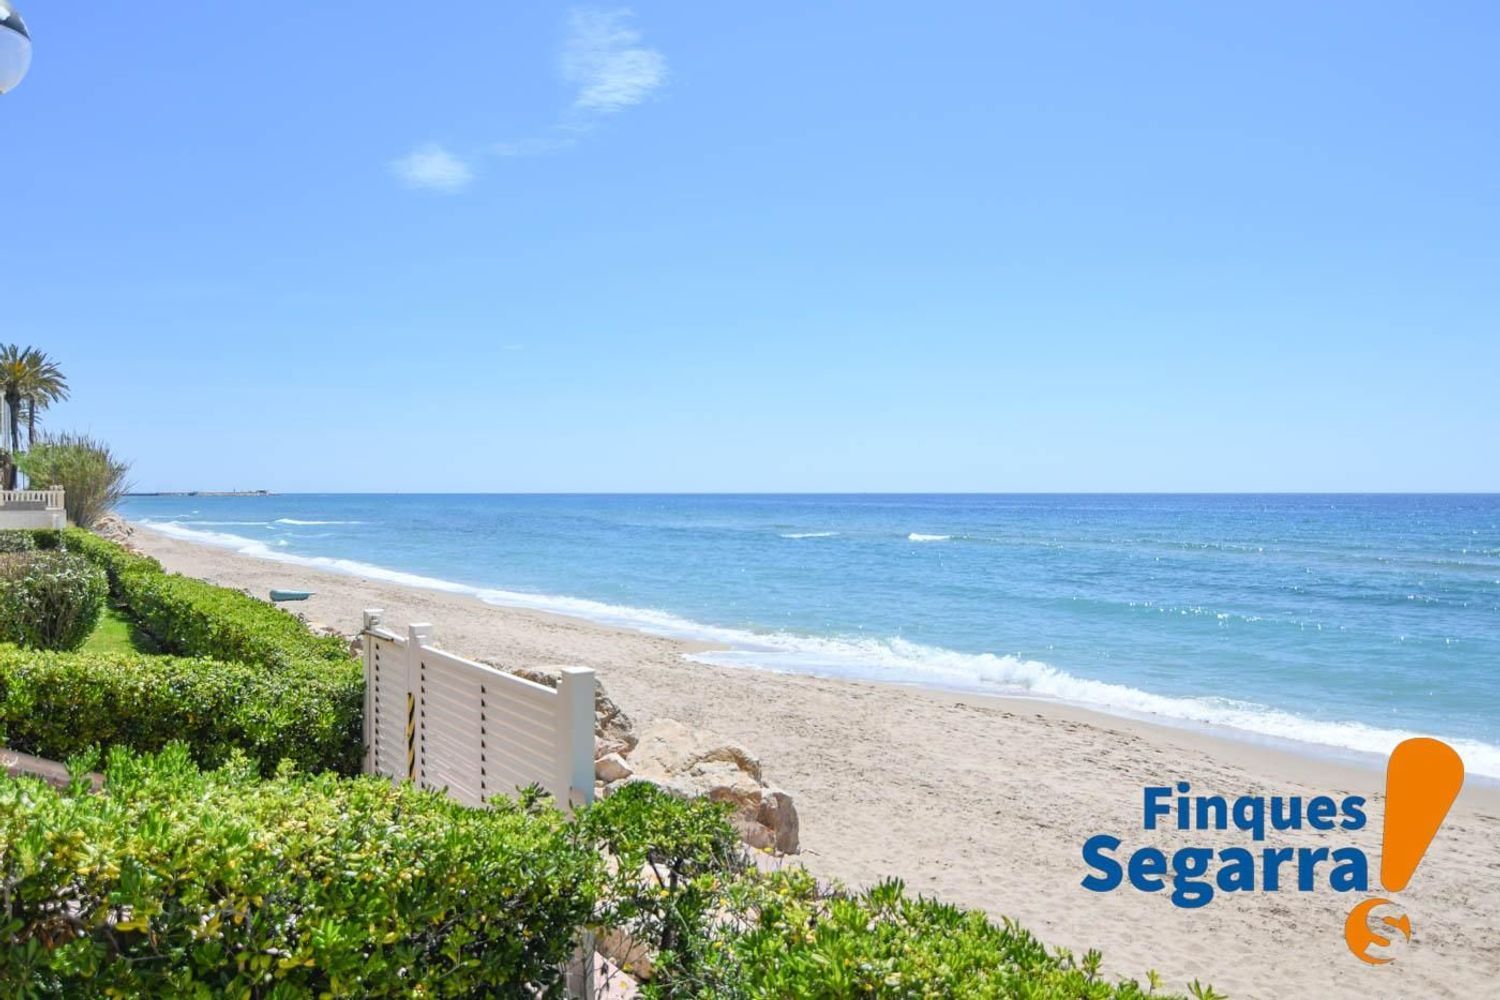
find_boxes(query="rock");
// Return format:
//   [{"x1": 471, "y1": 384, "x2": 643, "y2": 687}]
[
  {"x1": 470, "y1": 670, "x2": 798, "y2": 853},
  {"x1": 757, "y1": 788, "x2": 800, "y2": 855},
  {"x1": 595, "y1": 752, "x2": 633, "y2": 784},
  {"x1": 594, "y1": 687, "x2": 639, "y2": 759},
  {"x1": 92, "y1": 513, "x2": 134, "y2": 544},
  {"x1": 596, "y1": 927, "x2": 654, "y2": 982},
  {"x1": 627, "y1": 719, "x2": 798, "y2": 854},
  {"x1": 629, "y1": 718, "x2": 762, "y2": 783},
  {"x1": 484, "y1": 663, "x2": 638, "y2": 761},
  {"x1": 496, "y1": 664, "x2": 554, "y2": 688},
  {"x1": 4, "y1": 748, "x2": 104, "y2": 792},
  {"x1": 305, "y1": 622, "x2": 362, "y2": 657},
  {"x1": 734, "y1": 817, "x2": 775, "y2": 850}
]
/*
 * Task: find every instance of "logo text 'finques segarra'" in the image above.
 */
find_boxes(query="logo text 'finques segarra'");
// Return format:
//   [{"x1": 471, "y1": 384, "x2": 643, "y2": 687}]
[{"x1": 1080, "y1": 738, "x2": 1464, "y2": 965}]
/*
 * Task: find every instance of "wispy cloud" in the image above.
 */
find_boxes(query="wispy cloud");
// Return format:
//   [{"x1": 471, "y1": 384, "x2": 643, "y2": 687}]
[
  {"x1": 393, "y1": 8, "x2": 665, "y2": 191},
  {"x1": 561, "y1": 8, "x2": 668, "y2": 113},
  {"x1": 391, "y1": 144, "x2": 474, "y2": 193},
  {"x1": 494, "y1": 7, "x2": 666, "y2": 158}
]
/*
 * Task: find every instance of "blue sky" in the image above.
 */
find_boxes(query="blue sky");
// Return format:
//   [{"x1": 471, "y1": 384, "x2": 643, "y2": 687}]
[{"x1": 4, "y1": 2, "x2": 1497, "y2": 491}]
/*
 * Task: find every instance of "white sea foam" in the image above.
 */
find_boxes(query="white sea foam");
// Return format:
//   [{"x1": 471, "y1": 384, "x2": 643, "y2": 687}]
[
  {"x1": 695, "y1": 639, "x2": 1500, "y2": 778},
  {"x1": 273, "y1": 518, "x2": 363, "y2": 526},
  {"x1": 908, "y1": 533, "x2": 951, "y2": 542},
  {"x1": 139, "y1": 520, "x2": 479, "y2": 594},
  {"x1": 781, "y1": 531, "x2": 839, "y2": 539},
  {"x1": 134, "y1": 518, "x2": 1500, "y2": 779}
]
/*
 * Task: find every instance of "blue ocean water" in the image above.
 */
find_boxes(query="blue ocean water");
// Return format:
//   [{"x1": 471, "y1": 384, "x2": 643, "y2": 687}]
[{"x1": 121, "y1": 494, "x2": 1500, "y2": 777}]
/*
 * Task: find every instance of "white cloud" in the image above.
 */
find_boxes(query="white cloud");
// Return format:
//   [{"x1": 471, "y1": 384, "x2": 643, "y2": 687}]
[
  {"x1": 561, "y1": 8, "x2": 667, "y2": 113},
  {"x1": 393, "y1": 9, "x2": 665, "y2": 191},
  {"x1": 391, "y1": 144, "x2": 474, "y2": 192}
]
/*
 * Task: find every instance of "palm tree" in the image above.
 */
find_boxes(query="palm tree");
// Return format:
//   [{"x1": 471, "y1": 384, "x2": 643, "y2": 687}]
[{"x1": 0, "y1": 346, "x2": 69, "y2": 489}]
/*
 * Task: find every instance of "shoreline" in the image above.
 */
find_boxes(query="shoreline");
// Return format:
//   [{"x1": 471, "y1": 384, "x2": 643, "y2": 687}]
[
  {"x1": 129, "y1": 516, "x2": 1500, "y2": 782},
  {"x1": 127, "y1": 523, "x2": 1500, "y2": 998}
]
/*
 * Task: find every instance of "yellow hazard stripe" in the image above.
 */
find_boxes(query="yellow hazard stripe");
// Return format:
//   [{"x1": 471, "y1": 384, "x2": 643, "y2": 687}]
[{"x1": 406, "y1": 692, "x2": 417, "y2": 781}]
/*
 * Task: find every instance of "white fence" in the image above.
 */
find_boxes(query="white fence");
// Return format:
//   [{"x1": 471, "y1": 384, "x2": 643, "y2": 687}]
[{"x1": 359, "y1": 610, "x2": 596, "y2": 812}]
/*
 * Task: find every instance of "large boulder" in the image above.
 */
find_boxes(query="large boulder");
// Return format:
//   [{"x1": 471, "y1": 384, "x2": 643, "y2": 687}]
[
  {"x1": 623, "y1": 718, "x2": 799, "y2": 854},
  {"x1": 92, "y1": 513, "x2": 134, "y2": 545},
  {"x1": 628, "y1": 718, "x2": 762, "y2": 785},
  {"x1": 595, "y1": 752, "x2": 633, "y2": 784}
]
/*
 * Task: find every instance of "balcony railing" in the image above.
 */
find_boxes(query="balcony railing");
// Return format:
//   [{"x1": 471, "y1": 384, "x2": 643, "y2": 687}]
[{"x1": 0, "y1": 487, "x2": 64, "y2": 511}]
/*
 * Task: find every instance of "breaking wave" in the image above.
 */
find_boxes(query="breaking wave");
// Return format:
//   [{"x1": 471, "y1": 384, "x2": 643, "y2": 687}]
[{"x1": 132, "y1": 517, "x2": 1500, "y2": 778}]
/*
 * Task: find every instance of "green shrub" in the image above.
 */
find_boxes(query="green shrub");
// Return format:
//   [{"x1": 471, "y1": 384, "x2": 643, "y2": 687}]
[
  {"x1": 690, "y1": 870, "x2": 1187, "y2": 1000},
  {"x1": 0, "y1": 530, "x2": 36, "y2": 553},
  {"x1": 55, "y1": 526, "x2": 160, "y2": 589},
  {"x1": 26, "y1": 528, "x2": 61, "y2": 550},
  {"x1": 0, "y1": 745, "x2": 602, "y2": 997},
  {"x1": 0, "y1": 647, "x2": 363, "y2": 775},
  {"x1": 578, "y1": 788, "x2": 1190, "y2": 999},
  {"x1": 0, "y1": 551, "x2": 107, "y2": 651},
  {"x1": 16, "y1": 432, "x2": 131, "y2": 529},
  {"x1": 116, "y1": 568, "x2": 350, "y2": 669},
  {"x1": 2, "y1": 531, "x2": 363, "y2": 775},
  {"x1": 53, "y1": 529, "x2": 347, "y2": 670},
  {"x1": 581, "y1": 782, "x2": 745, "y2": 987}
]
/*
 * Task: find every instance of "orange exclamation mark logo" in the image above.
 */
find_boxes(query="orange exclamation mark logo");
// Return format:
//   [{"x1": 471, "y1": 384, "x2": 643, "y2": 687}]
[{"x1": 1344, "y1": 737, "x2": 1464, "y2": 965}]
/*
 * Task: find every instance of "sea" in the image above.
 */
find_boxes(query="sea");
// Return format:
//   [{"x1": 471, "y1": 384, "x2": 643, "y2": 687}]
[{"x1": 120, "y1": 493, "x2": 1500, "y2": 778}]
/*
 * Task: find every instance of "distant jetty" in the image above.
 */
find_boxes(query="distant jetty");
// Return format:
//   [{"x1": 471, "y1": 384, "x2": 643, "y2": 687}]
[{"x1": 129, "y1": 490, "x2": 274, "y2": 497}]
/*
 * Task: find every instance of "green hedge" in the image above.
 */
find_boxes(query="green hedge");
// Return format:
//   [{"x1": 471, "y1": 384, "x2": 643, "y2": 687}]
[
  {"x1": 114, "y1": 568, "x2": 350, "y2": 670},
  {"x1": 0, "y1": 531, "x2": 362, "y2": 776},
  {"x1": 44, "y1": 528, "x2": 348, "y2": 671},
  {"x1": 0, "y1": 744, "x2": 1203, "y2": 999},
  {"x1": 0, "y1": 648, "x2": 363, "y2": 776},
  {"x1": 53, "y1": 526, "x2": 161, "y2": 587},
  {"x1": 699, "y1": 870, "x2": 1194, "y2": 999},
  {"x1": 27, "y1": 528, "x2": 61, "y2": 550},
  {"x1": 0, "y1": 552, "x2": 108, "y2": 652},
  {"x1": 0, "y1": 746, "x2": 602, "y2": 997},
  {"x1": 0, "y1": 530, "x2": 36, "y2": 553},
  {"x1": 579, "y1": 785, "x2": 1197, "y2": 999}
]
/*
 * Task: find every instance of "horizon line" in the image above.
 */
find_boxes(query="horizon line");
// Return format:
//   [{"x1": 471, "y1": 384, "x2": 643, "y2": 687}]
[{"x1": 124, "y1": 490, "x2": 1500, "y2": 497}]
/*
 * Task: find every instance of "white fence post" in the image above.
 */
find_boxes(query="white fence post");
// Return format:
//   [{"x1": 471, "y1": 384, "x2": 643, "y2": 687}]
[
  {"x1": 556, "y1": 667, "x2": 596, "y2": 813},
  {"x1": 361, "y1": 609, "x2": 383, "y2": 774},
  {"x1": 406, "y1": 623, "x2": 433, "y2": 787},
  {"x1": 559, "y1": 667, "x2": 598, "y2": 998}
]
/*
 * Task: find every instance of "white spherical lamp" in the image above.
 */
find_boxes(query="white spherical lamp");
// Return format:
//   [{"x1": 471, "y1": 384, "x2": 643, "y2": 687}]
[{"x1": 0, "y1": 2, "x2": 31, "y2": 95}]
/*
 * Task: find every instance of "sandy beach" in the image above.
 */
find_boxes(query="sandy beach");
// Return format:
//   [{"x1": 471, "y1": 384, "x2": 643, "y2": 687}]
[{"x1": 130, "y1": 526, "x2": 1500, "y2": 999}]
